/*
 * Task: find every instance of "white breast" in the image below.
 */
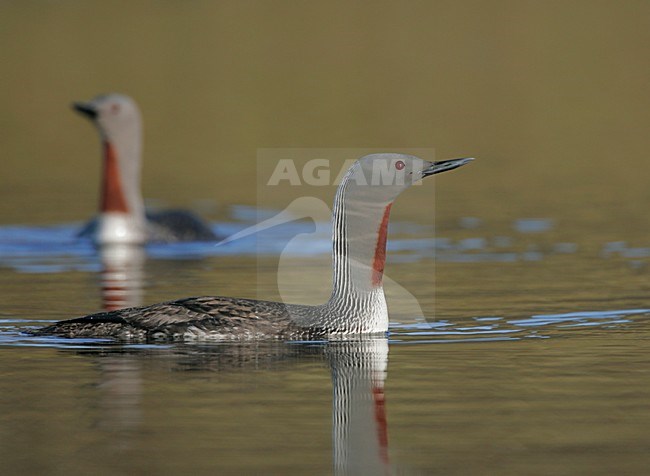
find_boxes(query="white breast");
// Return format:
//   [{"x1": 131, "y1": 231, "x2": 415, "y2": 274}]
[{"x1": 96, "y1": 212, "x2": 147, "y2": 245}]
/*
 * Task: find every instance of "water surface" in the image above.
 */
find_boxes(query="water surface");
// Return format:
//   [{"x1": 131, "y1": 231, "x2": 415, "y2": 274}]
[
  {"x1": 1, "y1": 206, "x2": 648, "y2": 475},
  {"x1": 2, "y1": 2, "x2": 650, "y2": 473}
]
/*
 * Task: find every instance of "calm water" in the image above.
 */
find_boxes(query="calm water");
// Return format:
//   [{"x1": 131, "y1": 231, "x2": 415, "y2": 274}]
[
  {"x1": 2, "y1": 1, "x2": 650, "y2": 474},
  {"x1": 1, "y1": 204, "x2": 648, "y2": 475}
]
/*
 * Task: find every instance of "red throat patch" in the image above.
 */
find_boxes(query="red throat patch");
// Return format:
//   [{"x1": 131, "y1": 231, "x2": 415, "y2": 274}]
[
  {"x1": 371, "y1": 203, "x2": 392, "y2": 287},
  {"x1": 100, "y1": 141, "x2": 129, "y2": 213},
  {"x1": 372, "y1": 385, "x2": 389, "y2": 464}
]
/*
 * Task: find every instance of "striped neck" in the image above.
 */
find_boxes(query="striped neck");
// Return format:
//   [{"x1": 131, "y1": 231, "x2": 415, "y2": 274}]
[{"x1": 324, "y1": 165, "x2": 393, "y2": 333}]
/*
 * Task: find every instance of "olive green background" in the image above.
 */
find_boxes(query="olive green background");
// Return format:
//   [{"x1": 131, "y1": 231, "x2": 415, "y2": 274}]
[
  {"x1": 1, "y1": 3, "x2": 650, "y2": 474},
  {"x1": 2, "y1": 1, "x2": 648, "y2": 231}
]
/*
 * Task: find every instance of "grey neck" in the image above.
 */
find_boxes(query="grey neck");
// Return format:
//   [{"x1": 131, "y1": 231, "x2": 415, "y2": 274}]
[{"x1": 320, "y1": 164, "x2": 393, "y2": 334}]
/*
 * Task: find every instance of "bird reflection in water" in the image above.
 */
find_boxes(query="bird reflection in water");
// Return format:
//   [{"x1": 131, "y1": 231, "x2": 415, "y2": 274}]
[
  {"x1": 84, "y1": 339, "x2": 393, "y2": 474},
  {"x1": 96, "y1": 355, "x2": 143, "y2": 449},
  {"x1": 327, "y1": 339, "x2": 390, "y2": 475},
  {"x1": 98, "y1": 244, "x2": 145, "y2": 311}
]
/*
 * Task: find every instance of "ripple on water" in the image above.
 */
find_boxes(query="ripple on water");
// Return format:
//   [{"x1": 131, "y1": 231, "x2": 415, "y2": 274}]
[
  {"x1": 2, "y1": 210, "x2": 647, "y2": 270},
  {"x1": 1, "y1": 211, "x2": 648, "y2": 349},
  {"x1": 389, "y1": 308, "x2": 650, "y2": 344},
  {"x1": 2, "y1": 309, "x2": 647, "y2": 350}
]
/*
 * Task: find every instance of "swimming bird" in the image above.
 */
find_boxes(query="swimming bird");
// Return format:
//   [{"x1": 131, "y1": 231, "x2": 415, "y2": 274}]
[
  {"x1": 74, "y1": 93, "x2": 217, "y2": 244},
  {"x1": 35, "y1": 154, "x2": 473, "y2": 341}
]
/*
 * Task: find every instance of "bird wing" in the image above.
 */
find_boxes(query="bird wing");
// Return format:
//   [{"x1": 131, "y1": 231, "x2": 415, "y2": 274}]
[{"x1": 75, "y1": 296, "x2": 292, "y2": 329}]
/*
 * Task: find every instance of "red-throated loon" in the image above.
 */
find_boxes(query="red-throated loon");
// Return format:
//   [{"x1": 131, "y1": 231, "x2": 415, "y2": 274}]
[
  {"x1": 35, "y1": 154, "x2": 473, "y2": 340},
  {"x1": 74, "y1": 93, "x2": 217, "y2": 244}
]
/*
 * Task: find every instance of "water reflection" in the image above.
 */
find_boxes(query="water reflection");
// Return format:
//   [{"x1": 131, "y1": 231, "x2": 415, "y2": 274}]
[
  {"x1": 326, "y1": 339, "x2": 390, "y2": 475},
  {"x1": 79, "y1": 339, "x2": 393, "y2": 474},
  {"x1": 99, "y1": 244, "x2": 145, "y2": 311},
  {"x1": 0, "y1": 211, "x2": 614, "y2": 269},
  {"x1": 513, "y1": 218, "x2": 554, "y2": 233},
  {"x1": 96, "y1": 355, "x2": 143, "y2": 449},
  {"x1": 2, "y1": 311, "x2": 649, "y2": 474}
]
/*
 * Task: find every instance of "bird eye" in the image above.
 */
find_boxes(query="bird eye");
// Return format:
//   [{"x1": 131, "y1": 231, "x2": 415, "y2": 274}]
[
  {"x1": 395, "y1": 160, "x2": 405, "y2": 170},
  {"x1": 110, "y1": 104, "x2": 121, "y2": 114}
]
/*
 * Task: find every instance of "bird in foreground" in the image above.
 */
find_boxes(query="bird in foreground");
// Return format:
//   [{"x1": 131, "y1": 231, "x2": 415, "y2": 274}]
[
  {"x1": 74, "y1": 93, "x2": 217, "y2": 244},
  {"x1": 35, "y1": 153, "x2": 473, "y2": 341}
]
